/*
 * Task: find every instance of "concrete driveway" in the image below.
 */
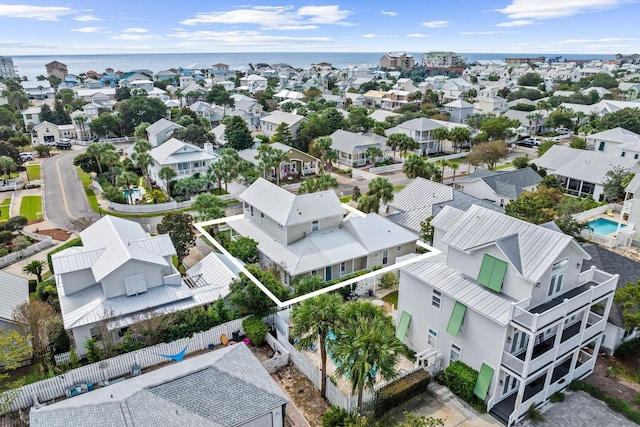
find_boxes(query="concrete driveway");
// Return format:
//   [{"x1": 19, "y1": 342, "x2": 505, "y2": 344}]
[{"x1": 383, "y1": 383, "x2": 502, "y2": 427}]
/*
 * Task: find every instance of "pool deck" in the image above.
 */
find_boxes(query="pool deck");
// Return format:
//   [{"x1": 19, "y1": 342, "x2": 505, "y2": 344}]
[{"x1": 586, "y1": 212, "x2": 627, "y2": 237}]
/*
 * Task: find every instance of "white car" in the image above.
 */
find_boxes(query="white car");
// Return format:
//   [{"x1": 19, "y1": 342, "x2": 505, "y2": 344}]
[{"x1": 19, "y1": 152, "x2": 34, "y2": 161}]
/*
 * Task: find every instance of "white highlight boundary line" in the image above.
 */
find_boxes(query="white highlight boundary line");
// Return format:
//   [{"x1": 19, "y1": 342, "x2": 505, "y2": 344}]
[{"x1": 194, "y1": 207, "x2": 442, "y2": 308}]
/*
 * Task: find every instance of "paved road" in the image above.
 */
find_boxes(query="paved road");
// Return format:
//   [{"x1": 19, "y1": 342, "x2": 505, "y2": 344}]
[{"x1": 41, "y1": 148, "x2": 99, "y2": 229}]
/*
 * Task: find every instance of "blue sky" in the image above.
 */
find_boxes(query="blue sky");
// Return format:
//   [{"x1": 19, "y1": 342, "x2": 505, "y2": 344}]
[{"x1": 1, "y1": 0, "x2": 639, "y2": 55}]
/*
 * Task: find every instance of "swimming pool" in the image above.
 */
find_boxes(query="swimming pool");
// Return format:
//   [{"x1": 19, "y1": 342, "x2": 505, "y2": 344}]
[
  {"x1": 123, "y1": 188, "x2": 142, "y2": 204},
  {"x1": 588, "y1": 218, "x2": 625, "y2": 236}
]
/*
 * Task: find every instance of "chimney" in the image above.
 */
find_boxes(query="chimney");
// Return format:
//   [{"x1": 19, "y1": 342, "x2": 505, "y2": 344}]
[{"x1": 204, "y1": 142, "x2": 214, "y2": 155}]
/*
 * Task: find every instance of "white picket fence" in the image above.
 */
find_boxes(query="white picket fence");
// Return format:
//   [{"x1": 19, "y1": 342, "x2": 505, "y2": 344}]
[
  {"x1": 2, "y1": 315, "x2": 274, "y2": 414},
  {"x1": 369, "y1": 163, "x2": 404, "y2": 174},
  {"x1": 106, "y1": 193, "x2": 235, "y2": 213},
  {"x1": 0, "y1": 233, "x2": 53, "y2": 268}
]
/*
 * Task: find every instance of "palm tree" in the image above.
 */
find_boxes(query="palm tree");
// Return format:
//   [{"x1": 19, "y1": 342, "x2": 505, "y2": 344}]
[
  {"x1": 192, "y1": 193, "x2": 226, "y2": 221},
  {"x1": 271, "y1": 148, "x2": 289, "y2": 185},
  {"x1": 435, "y1": 159, "x2": 449, "y2": 183},
  {"x1": 100, "y1": 148, "x2": 121, "y2": 185},
  {"x1": 298, "y1": 174, "x2": 338, "y2": 194},
  {"x1": 448, "y1": 127, "x2": 472, "y2": 153},
  {"x1": 133, "y1": 139, "x2": 152, "y2": 153},
  {"x1": 367, "y1": 177, "x2": 394, "y2": 207},
  {"x1": 86, "y1": 143, "x2": 107, "y2": 175},
  {"x1": 116, "y1": 170, "x2": 139, "y2": 204},
  {"x1": 158, "y1": 166, "x2": 177, "y2": 199},
  {"x1": 310, "y1": 136, "x2": 335, "y2": 173},
  {"x1": 402, "y1": 154, "x2": 426, "y2": 179},
  {"x1": 132, "y1": 151, "x2": 153, "y2": 187},
  {"x1": 22, "y1": 260, "x2": 46, "y2": 283},
  {"x1": 291, "y1": 293, "x2": 343, "y2": 398},
  {"x1": 450, "y1": 162, "x2": 460, "y2": 182},
  {"x1": 74, "y1": 115, "x2": 87, "y2": 141},
  {"x1": 431, "y1": 127, "x2": 449, "y2": 154},
  {"x1": 364, "y1": 146, "x2": 383, "y2": 166},
  {"x1": 329, "y1": 301, "x2": 405, "y2": 412},
  {"x1": 397, "y1": 134, "x2": 419, "y2": 157},
  {"x1": 0, "y1": 156, "x2": 16, "y2": 184}
]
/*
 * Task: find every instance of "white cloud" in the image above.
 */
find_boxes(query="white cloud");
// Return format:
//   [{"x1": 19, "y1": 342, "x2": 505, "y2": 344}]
[
  {"x1": 298, "y1": 5, "x2": 351, "y2": 25},
  {"x1": 422, "y1": 20, "x2": 449, "y2": 28},
  {"x1": 556, "y1": 37, "x2": 637, "y2": 44},
  {"x1": 71, "y1": 27, "x2": 106, "y2": 33},
  {"x1": 497, "y1": 0, "x2": 626, "y2": 20},
  {"x1": 181, "y1": 5, "x2": 351, "y2": 28},
  {"x1": 496, "y1": 19, "x2": 534, "y2": 27},
  {"x1": 168, "y1": 30, "x2": 331, "y2": 46},
  {"x1": 74, "y1": 14, "x2": 101, "y2": 22},
  {"x1": 381, "y1": 10, "x2": 397, "y2": 17},
  {"x1": 361, "y1": 34, "x2": 384, "y2": 38},
  {"x1": 461, "y1": 30, "x2": 517, "y2": 35},
  {"x1": 0, "y1": 4, "x2": 72, "y2": 21},
  {"x1": 112, "y1": 33, "x2": 160, "y2": 41},
  {"x1": 406, "y1": 33, "x2": 430, "y2": 38},
  {"x1": 123, "y1": 27, "x2": 148, "y2": 33}
]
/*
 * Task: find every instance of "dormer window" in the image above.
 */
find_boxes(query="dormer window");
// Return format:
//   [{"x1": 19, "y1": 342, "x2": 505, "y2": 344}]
[
  {"x1": 312, "y1": 220, "x2": 319, "y2": 232},
  {"x1": 548, "y1": 259, "x2": 567, "y2": 297}
]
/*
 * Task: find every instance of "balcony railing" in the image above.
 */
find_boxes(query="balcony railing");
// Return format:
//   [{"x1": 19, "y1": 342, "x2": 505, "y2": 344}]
[
  {"x1": 511, "y1": 267, "x2": 616, "y2": 332},
  {"x1": 177, "y1": 166, "x2": 208, "y2": 176}
]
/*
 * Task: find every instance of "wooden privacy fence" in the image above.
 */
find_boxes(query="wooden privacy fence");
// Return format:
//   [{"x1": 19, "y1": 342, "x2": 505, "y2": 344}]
[{"x1": 2, "y1": 315, "x2": 275, "y2": 414}]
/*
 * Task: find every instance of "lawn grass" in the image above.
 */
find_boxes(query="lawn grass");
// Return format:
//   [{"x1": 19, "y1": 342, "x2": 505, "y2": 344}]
[
  {"x1": 382, "y1": 290, "x2": 398, "y2": 308},
  {"x1": 393, "y1": 185, "x2": 406, "y2": 192},
  {"x1": 19, "y1": 195, "x2": 42, "y2": 221},
  {"x1": 0, "y1": 198, "x2": 10, "y2": 220},
  {"x1": 495, "y1": 163, "x2": 515, "y2": 171},
  {"x1": 26, "y1": 164, "x2": 41, "y2": 181},
  {"x1": 339, "y1": 195, "x2": 352, "y2": 203},
  {"x1": 446, "y1": 157, "x2": 468, "y2": 165}
]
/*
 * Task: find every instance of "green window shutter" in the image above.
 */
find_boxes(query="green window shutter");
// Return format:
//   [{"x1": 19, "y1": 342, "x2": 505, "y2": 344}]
[
  {"x1": 478, "y1": 254, "x2": 507, "y2": 292},
  {"x1": 396, "y1": 311, "x2": 411, "y2": 341},
  {"x1": 446, "y1": 302, "x2": 467, "y2": 337},
  {"x1": 473, "y1": 363, "x2": 495, "y2": 399}
]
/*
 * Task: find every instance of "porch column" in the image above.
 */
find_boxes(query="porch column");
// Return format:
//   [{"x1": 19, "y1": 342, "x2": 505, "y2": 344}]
[
  {"x1": 522, "y1": 330, "x2": 536, "y2": 378},
  {"x1": 352, "y1": 258, "x2": 355, "y2": 274},
  {"x1": 577, "y1": 180, "x2": 584, "y2": 196}
]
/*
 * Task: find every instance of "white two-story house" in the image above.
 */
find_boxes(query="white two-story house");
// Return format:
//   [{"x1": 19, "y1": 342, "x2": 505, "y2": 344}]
[
  {"x1": 228, "y1": 178, "x2": 418, "y2": 285},
  {"x1": 149, "y1": 138, "x2": 219, "y2": 192},
  {"x1": 396, "y1": 205, "x2": 617, "y2": 426}
]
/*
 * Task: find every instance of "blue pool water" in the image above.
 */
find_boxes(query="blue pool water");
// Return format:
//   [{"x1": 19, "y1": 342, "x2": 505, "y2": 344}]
[
  {"x1": 123, "y1": 188, "x2": 142, "y2": 204},
  {"x1": 588, "y1": 218, "x2": 625, "y2": 236}
]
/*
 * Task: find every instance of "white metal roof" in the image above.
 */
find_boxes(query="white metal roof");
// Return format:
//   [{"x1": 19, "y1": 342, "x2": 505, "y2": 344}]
[
  {"x1": 329, "y1": 129, "x2": 387, "y2": 155},
  {"x1": 436, "y1": 205, "x2": 586, "y2": 282},
  {"x1": 551, "y1": 148, "x2": 640, "y2": 185},
  {"x1": 0, "y1": 271, "x2": 28, "y2": 322},
  {"x1": 260, "y1": 110, "x2": 306, "y2": 126},
  {"x1": 389, "y1": 177, "x2": 453, "y2": 211},
  {"x1": 402, "y1": 258, "x2": 516, "y2": 326},
  {"x1": 239, "y1": 178, "x2": 344, "y2": 227},
  {"x1": 342, "y1": 213, "x2": 418, "y2": 252},
  {"x1": 150, "y1": 138, "x2": 218, "y2": 165}
]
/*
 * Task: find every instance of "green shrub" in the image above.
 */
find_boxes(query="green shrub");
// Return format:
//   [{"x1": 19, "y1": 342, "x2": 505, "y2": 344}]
[
  {"x1": 525, "y1": 404, "x2": 544, "y2": 423},
  {"x1": 433, "y1": 370, "x2": 447, "y2": 385},
  {"x1": 28, "y1": 279, "x2": 37, "y2": 293},
  {"x1": 242, "y1": 316, "x2": 268, "y2": 346},
  {"x1": 0, "y1": 230, "x2": 13, "y2": 244},
  {"x1": 84, "y1": 338, "x2": 103, "y2": 363},
  {"x1": 47, "y1": 237, "x2": 82, "y2": 273},
  {"x1": 445, "y1": 361, "x2": 478, "y2": 403},
  {"x1": 614, "y1": 337, "x2": 640, "y2": 358},
  {"x1": 380, "y1": 271, "x2": 398, "y2": 289},
  {"x1": 36, "y1": 278, "x2": 57, "y2": 302},
  {"x1": 69, "y1": 347, "x2": 78, "y2": 368},
  {"x1": 550, "y1": 392, "x2": 565, "y2": 403},
  {"x1": 0, "y1": 248, "x2": 7, "y2": 257},
  {"x1": 322, "y1": 406, "x2": 350, "y2": 427},
  {"x1": 375, "y1": 369, "x2": 431, "y2": 417}
]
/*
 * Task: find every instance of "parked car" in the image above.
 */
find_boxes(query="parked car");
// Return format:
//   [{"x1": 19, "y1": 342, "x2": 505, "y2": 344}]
[
  {"x1": 516, "y1": 139, "x2": 535, "y2": 148},
  {"x1": 56, "y1": 139, "x2": 72, "y2": 149},
  {"x1": 19, "y1": 152, "x2": 34, "y2": 161},
  {"x1": 23, "y1": 182, "x2": 41, "y2": 189}
]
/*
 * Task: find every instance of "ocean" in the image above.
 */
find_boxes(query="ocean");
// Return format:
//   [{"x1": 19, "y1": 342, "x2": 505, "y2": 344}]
[{"x1": 11, "y1": 52, "x2": 615, "y2": 80}]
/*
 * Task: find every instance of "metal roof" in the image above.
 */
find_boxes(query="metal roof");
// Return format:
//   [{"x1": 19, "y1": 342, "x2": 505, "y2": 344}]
[
  {"x1": 329, "y1": 129, "x2": 387, "y2": 155},
  {"x1": 588, "y1": 127, "x2": 640, "y2": 145},
  {"x1": 402, "y1": 259, "x2": 516, "y2": 326},
  {"x1": 30, "y1": 344, "x2": 288, "y2": 427},
  {"x1": 626, "y1": 173, "x2": 640, "y2": 194},
  {"x1": 342, "y1": 213, "x2": 418, "y2": 252},
  {"x1": 240, "y1": 178, "x2": 344, "y2": 227},
  {"x1": 150, "y1": 138, "x2": 218, "y2": 165},
  {"x1": 552, "y1": 148, "x2": 640, "y2": 184},
  {"x1": 436, "y1": 205, "x2": 587, "y2": 282},
  {"x1": 388, "y1": 177, "x2": 453, "y2": 212},
  {"x1": 145, "y1": 118, "x2": 183, "y2": 136},
  {"x1": 0, "y1": 271, "x2": 28, "y2": 322},
  {"x1": 260, "y1": 110, "x2": 306, "y2": 126}
]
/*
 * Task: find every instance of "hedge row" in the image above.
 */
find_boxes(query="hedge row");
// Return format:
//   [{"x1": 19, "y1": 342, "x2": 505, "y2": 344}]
[
  {"x1": 614, "y1": 337, "x2": 640, "y2": 359},
  {"x1": 374, "y1": 369, "x2": 431, "y2": 417},
  {"x1": 443, "y1": 361, "x2": 486, "y2": 413},
  {"x1": 47, "y1": 237, "x2": 82, "y2": 273},
  {"x1": 568, "y1": 380, "x2": 640, "y2": 424}
]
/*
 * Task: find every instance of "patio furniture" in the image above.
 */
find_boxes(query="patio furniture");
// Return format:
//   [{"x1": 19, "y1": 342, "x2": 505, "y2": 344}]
[
  {"x1": 131, "y1": 364, "x2": 141, "y2": 376},
  {"x1": 607, "y1": 208, "x2": 614, "y2": 217},
  {"x1": 65, "y1": 382, "x2": 91, "y2": 398},
  {"x1": 221, "y1": 333, "x2": 229, "y2": 346}
]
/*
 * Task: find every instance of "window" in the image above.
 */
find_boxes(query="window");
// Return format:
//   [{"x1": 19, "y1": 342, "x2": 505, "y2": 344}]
[
  {"x1": 450, "y1": 344, "x2": 461, "y2": 362},
  {"x1": 427, "y1": 328, "x2": 438, "y2": 348},
  {"x1": 500, "y1": 198, "x2": 505, "y2": 208},
  {"x1": 382, "y1": 249, "x2": 389, "y2": 265},
  {"x1": 340, "y1": 262, "x2": 346, "y2": 273},
  {"x1": 510, "y1": 331, "x2": 528, "y2": 354},
  {"x1": 250, "y1": 206, "x2": 254, "y2": 216},
  {"x1": 598, "y1": 141, "x2": 605, "y2": 151},
  {"x1": 396, "y1": 245, "x2": 402, "y2": 252},
  {"x1": 312, "y1": 220, "x2": 319, "y2": 232},
  {"x1": 432, "y1": 290, "x2": 442, "y2": 310},
  {"x1": 373, "y1": 251, "x2": 379, "y2": 259},
  {"x1": 548, "y1": 259, "x2": 567, "y2": 297}
]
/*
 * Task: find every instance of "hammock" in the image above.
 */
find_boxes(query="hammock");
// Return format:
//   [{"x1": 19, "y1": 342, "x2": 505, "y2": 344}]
[{"x1": 158, "y1": 345, "x2": 188, "y2": 362}]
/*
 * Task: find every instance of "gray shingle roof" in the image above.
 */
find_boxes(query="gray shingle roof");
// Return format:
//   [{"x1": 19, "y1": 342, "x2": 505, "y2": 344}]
[
  {"x1": 581, "y1": 244, "x2": 640, "y2": 328},
  {"x1": 456, "y1": 168, "x2": 542, "y2": 199},
  {"x1": 30, "y1": 344, "x2": 288, "y2": 427}
]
